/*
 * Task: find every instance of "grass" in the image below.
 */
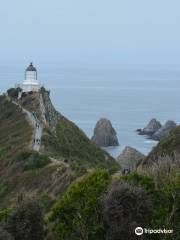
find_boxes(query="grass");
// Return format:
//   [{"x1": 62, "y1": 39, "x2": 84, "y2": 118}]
[
  {"x1": 0, "y1": 96, "x2": 33, "y2": 163},
  {"x1": 145, "y1": 126, "x2": 180, "y2": 163},
  {"x1": 15, "y1": 150, "x2": 51, "y2": 171},
  {"x1": 41, "y1": 115, "x2": 120, "y2": 171}
]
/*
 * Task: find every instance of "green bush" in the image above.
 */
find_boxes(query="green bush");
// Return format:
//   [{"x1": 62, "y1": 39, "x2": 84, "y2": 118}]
[
  {"x1": 0, "y1": 147, "x2": 5, "y2": 158},
  {"x1": 40, "y1": 194, "x2": 55, "y2": 213},
  {"x1": 121, "y1": 172, "x2": 155, "y2": 192},
  {"x1": 102, "y1": 181, "x2": 153, "y2": 240},
  {"x1": 24, "y1": 154, "x2": 51, "y2": 171},
  {"x1": 0, "y1": 182, "x2": 8, "y2": 198},
  {"x1": 0, "y1": 208, "x2": 12, "y2": 222},
  {"x1": 0, "y1": 227, "x2": 14, "y2": 240},
  {"x1": 121, "y1": 172, "x2": 180, "y2": 239},
  {"x1": 50, "y1": 170, "x2": 110, "y2": 240},
  {"x1": 15, "y1": 151, "x2": 51, "y2": 171},
  {"x1": 6, "y1": 199, "x2": 44, "y2": 240}
]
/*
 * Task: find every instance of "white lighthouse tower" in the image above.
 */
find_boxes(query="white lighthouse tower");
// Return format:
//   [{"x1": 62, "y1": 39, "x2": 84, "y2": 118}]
[{"x1": 22, "y1": 62, "x2": 40, "y2": 92}]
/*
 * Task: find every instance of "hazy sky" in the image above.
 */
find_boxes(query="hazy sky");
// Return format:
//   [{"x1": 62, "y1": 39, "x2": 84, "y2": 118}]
[{"x1": 0, "y1": 0, "x2": 180, "y2": 67}]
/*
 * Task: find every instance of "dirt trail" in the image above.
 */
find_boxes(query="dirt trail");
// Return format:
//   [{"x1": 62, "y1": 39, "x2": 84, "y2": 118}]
[{"x1": 10, "y1": 98, "x2": 42, "y2": 151}]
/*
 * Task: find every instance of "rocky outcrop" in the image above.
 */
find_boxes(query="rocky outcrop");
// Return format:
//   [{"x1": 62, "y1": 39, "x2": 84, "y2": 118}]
[
  {"x1": 92, "y1": 118, "x2": 119, "y2": 147},
  {"x1": 117, "y1": 146, "x2": 145, "y2": 170},
  {"x1": 40, "y1": 87, "x2": 60, "y2": 129},
  {"x1": 152, "y1": 120, "x2": 177, "y2": 141},
  {"x1": 137, "y1": 118, "x2": 161, "y2": 135},
  {"x1": 137, "y1": 118, "x2": 177, "y2": 141},
  {"x1": 12, "y1": 87, "x2": 60, "y2": 130}
]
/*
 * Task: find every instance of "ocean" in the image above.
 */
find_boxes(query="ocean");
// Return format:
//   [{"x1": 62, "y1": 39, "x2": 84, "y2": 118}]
[{"x1": 1, "y1": 64, "x2": 180, "y2": 157}]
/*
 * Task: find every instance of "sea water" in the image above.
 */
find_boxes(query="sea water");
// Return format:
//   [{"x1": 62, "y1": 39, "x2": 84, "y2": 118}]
[{"x1": 1, "y1": 65, "x2": 180, "y2": 157}]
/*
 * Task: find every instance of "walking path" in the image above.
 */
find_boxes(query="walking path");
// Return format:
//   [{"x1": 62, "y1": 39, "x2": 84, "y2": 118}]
[{"x1": 9, "y1": 98, "x2": 42, "y2": 151}]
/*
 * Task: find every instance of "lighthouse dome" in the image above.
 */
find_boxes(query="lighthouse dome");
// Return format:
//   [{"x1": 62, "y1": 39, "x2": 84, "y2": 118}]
[{"x1": 26, "y1": 62, "x2": 37, "y2": 72}]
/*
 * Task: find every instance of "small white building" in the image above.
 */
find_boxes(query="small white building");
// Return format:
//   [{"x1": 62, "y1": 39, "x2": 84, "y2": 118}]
[{"x1": 22, "y1": 62, "x2": 40, "y2": 92}]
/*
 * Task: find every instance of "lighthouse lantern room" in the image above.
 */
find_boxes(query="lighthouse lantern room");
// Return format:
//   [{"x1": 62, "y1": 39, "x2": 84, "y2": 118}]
[{"x1": 22, "y1": 62, "x2": 40, "y2": 92}]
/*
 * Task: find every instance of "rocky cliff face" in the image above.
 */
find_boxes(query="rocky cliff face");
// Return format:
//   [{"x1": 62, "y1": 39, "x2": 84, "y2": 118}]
[
  {"x1": 117, "y1": 146, "x2": 145, "y2": 170},
  {"x1": 17, "y1": 87, "x2": 59, "y2": 130},
  {"x1": 92, "y1": 118, "x2": 119, "y2": 147},
  {"x1": 40, "y1": 87, "x2": 60, "y2": 129},
  {"x1": 144, "y1": 125, "x2": 180, "y2": 165},
  {"x1": 152, "y1": 120, "x2": 177, "y2": 140}
]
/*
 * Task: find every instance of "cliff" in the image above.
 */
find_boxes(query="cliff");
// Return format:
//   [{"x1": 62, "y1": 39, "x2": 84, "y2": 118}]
[{"x1": 143, "y1": 125, "x2": 180, "y2": 165}]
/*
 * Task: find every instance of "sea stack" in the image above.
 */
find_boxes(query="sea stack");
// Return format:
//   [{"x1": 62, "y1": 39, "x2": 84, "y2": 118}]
[
  {"x1": 117, "y1": 146, "x2": 145, "y2": 170},
  {"x1": 92, "y1": 118, "x2": 119, "y2": 147},
  {"x1": 137, "y1": 118, "x2": 162, "y2": 135},
  {"x1": 137, "y1": 118, "x2": 177, "y2": 141}
]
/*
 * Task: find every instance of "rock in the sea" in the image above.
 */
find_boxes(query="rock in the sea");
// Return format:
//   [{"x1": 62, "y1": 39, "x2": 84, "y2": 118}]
[
  {"x1": 138, "y1": 118, "x2": 162, "y2": 135},
  {"x1": 92, "y1": 118, "x2": 119, "y2": 147},
  {"x1": 117, "y1": 146, "x2": 145, "y2": 170},
  {"x1": 152, "y1": 120, "x2": 177, "y2": 141}
]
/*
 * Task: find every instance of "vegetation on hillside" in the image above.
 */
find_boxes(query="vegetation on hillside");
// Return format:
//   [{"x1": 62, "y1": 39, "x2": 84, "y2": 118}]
[
  {"x1": 0, "y1": 96, "x2": 33, "y2": 162},
  {"x1": 0, "y1": 89, "x2": 179, "y2": 240},
  {"x1": 0, "y1": 159, "x2": 180, "y2": 240},
  {"x1": 15, "y1": 150, "x2": 51, "y2": 171},
  {"x1": 1, "y1": 199, "x2": 44, "y2": 240},
  {"x1": 145, "y1": 126, "x2": 180, "y2": 163},
  {"x1": 50, "y1": 170, "x2": 110, "y2": 240},
  {"x1": 0, "y1": 90, "x2": 119, "y2": 211},
  {"x1": 49, "y1": 167, "x2": 179, "y2": 240},
  {"x1": 42, "y1": 116, "x2": 119, "y2": 171}
]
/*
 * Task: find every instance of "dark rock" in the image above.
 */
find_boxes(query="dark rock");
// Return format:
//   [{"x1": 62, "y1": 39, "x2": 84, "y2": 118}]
[
  {"x1": 152, "y1": 120, "x2": 177, "y2": 141},
  {"x1": 7, "y1": 87, "x2": 22, "y2": 99},
  {"x1": 137, "y1": 118, "x2": 162, "y2": 135},
  {"x1": 117, "y1": 146, "x2": 145, "y2": 170},
  {"x1": 92, "y1": 118, "x2": 119, "y2": 147},
  {"x1": 136, "y1": 128, "x2": 142, "y2": 133}
]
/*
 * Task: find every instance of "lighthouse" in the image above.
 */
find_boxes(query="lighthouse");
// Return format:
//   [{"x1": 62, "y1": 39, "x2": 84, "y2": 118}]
[{"x1": 22, "y1": 62, "x2": 40, "y2": 92}]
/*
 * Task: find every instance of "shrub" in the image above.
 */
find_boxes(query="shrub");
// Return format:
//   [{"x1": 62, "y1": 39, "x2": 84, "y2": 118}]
[
  {"x1": 40, "y1": 194, "x2": 55, "y2": 213},
  {"x1": 50, "y1": 170, "x2": 110, "y2": 240},
  {"x1": 15, "y1": 150, "x2": 51, "y2": 171},
  {"x1": 0, "y1": 208, "x2": 12, "y2": 222},
  {"x1": 0, "y1": 147, "x2": 5, "y2": 158},
  {"x1": 6, "y1": 199, "x2": 44, "y2": 240},
  {"x1": 24, "y1": 153, "x2": 50, "y2": 171},
  {"x1": 121, "y1": 172, "x2": 155, "y2": 193},
  {"x1": 121, "y1": 173, "x2": 167, "y2": 222},
  {"x1": 0, "y1": 182, "x2": 8, "y2": 198},
  {"x1": 102, "y1": 181, "x2": 153, "y2": 240},
  {"x1": 0, "y1": 227, "x2": 14, "y2": 240}
]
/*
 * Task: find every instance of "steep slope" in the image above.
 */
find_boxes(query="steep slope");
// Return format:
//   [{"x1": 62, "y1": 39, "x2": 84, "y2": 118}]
[
  {"x1": 17, "y1": 87, "x2": 118, "y2": 170},
  {"x1": 144, "y1": 125, "x2": 180, "y2": 164},
  {"x1": 0, "y1": 96, "x2": 33, "y2": 163},
  {"x1": 42, "y1": 117, "x2": 116, "y2": 169},
  {"x1": 0, "y1": 88, "x2": 119, "y2": 208}
]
